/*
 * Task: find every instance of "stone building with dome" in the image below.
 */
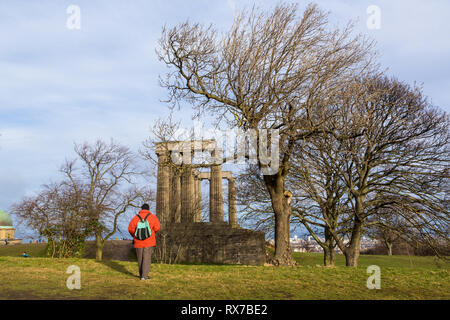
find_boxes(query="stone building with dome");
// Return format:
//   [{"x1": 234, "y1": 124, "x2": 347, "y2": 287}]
[{"x1": 0, "y1": 210, "x2": 21, "y2": 245}]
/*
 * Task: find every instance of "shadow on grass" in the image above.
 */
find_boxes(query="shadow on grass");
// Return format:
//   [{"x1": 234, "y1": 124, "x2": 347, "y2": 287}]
[{"x1": 98, "y1": 260, "x2": 138, "y2": 278}]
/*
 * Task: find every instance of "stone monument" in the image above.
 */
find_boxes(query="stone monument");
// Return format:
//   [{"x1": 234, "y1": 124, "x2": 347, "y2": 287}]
[{"x1": 153, "y1": 140, "x2": 265, "y2": 265}]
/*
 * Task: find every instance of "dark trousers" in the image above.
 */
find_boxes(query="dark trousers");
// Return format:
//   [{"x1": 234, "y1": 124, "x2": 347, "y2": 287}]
[{"x1": 136, "y1": 247, "x2": 153, "y2": 278}]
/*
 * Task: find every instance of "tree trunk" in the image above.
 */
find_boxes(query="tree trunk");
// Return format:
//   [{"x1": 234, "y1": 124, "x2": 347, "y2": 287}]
[
  {"x1": 323, "y1": 247, "x2": 335, "y2": 267},
  {"x1": 385, "y1": 241, "x2": 393, "y2": 256},
  {"x1": 263, "y1": 175, "x2": 297, "y2": 266},
  {"x1": 323, "y1": 226, "x2": 335, "y2": 266},
  {"x1": 344, "y1": 250, "x2": 357, "y2": 267},
  {"x1": 343, "y1": 194, "x2": 365, "y2": 267},
  {"x1": 344, "y1": 220, "x2": 363, "y2": 267},
  {"x1": 95, "y1": 232, "x2": 104, "y2": 261},
  {"x1": 272, "y1": 209, "x2": 296, "y2": 266}
]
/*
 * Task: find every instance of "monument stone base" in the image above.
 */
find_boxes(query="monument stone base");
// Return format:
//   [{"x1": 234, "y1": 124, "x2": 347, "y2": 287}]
[{"x1": 155, "y1": 222, "x2": 266, "y2": 265}]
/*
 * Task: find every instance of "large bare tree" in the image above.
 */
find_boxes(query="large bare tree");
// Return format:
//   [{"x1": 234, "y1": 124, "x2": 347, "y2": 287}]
[
  {"x1": 304, "y1": 75, "x2": 450, "y2": 266},
  {"x1": 239, "y1": 75, "x2": 449, "y2": 267},
  {"x1": 237, "y1": 132, "x2": 351, "y2": 267},
  {"x1": 156, "y1": 3, "x2": 375, "y2": 265}
]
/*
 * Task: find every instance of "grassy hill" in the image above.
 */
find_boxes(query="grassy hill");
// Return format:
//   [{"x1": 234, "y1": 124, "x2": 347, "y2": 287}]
[{"x1": 0, "y1": 243, "x2": 449, "y2": 300}]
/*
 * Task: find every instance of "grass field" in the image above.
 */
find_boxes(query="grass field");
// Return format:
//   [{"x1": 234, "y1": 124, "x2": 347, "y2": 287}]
[{"x1": 0, "y1": 243, "x2": 449, "y2": 300}]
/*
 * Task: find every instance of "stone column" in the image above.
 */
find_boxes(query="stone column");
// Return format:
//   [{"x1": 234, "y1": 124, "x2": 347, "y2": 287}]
[
  {"x1": 228, "y1": 177, "x2": 237, "y2": 227},
  {"x1": 194, "y1": 173, "x2": 202, "y2": 222},
  {"x1": 181, "y1": 166, "x2": 195, "y2": 222},
  {"x1": 209, "y1": 164, "x2": 224, "y2": 223},
  {"x1": 156, "y1": 151, "x2": 170, "y2": 225},
  {"x1": 170, "y1": 167, "x2": 181, "y2": 223}
]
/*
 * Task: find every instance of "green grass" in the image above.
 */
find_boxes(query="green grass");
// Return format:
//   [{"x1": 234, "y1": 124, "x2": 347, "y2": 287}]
[
  {"x1": 0, "y1": 243, "x2": 47, "y2": 257},
  {"x1": 0, "y1": 244, "x2": 449, "y2": 300},
  {"x1": 292, "y1": 252, "x2": 448, "y2": 269}
]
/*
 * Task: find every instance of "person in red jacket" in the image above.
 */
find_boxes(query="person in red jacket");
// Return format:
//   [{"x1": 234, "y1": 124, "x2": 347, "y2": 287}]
[{"x1": 128, "y1": 204, "x2": 161, "y2": 280}]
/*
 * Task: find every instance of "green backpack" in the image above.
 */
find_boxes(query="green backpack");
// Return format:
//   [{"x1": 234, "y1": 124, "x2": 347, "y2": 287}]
[{"x1": 135, "y1": 213, "x2": 152, "y2": 240}]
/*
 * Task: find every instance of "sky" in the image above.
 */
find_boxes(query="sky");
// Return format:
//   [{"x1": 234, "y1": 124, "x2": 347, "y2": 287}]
[{"x1": 1, "y1": 0, "x2": 449, "y2": 239}]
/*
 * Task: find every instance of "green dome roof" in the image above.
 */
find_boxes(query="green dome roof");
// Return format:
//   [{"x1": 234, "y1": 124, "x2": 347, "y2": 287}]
[{"x1": 0, "y1": 210, "x2": 13, "y2": 227}]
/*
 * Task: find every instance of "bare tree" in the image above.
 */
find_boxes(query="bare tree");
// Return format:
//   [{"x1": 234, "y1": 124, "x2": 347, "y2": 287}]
[
  {"x1": 237, "y1": 138, "x2": 350, "y2": 266},
  {"x1": 365, "y1": 210, "x2": 406, "y2": 256},
  {"x1": 288, "y1": 136, "x2": 351, "y2": 266},
  {"x1": 11, "y1": 181, "x2": 92, "y2": 258},
  {"x1": 12, "y1": 139, "x2": 152, "y2": 260},
  {"x1": 64, "y1": 139, "x2": 152, "y2": 260},
  {"x1": 156, "y1": 3, "x2": 375, "y2": 265},
  {"x1": 305, "y1": 75, "x2": 450, "y2": 266}
]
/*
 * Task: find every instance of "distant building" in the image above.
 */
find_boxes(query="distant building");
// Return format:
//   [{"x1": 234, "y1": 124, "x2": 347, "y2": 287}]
[
  {"x1": 0, "y1": 210, "x2": 21, "y2": 245},
  {"x1": 267, "y1": 235, "x2": 378, "y2": 254},
  {"x1": 287, "y1": 235, "x2": 378, "y2": 254}
]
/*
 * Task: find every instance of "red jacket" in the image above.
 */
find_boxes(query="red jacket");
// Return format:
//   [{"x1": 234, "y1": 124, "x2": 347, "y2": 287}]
[{"x1": 128, "y1": 210, "x2": 161, "y2": 248}]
